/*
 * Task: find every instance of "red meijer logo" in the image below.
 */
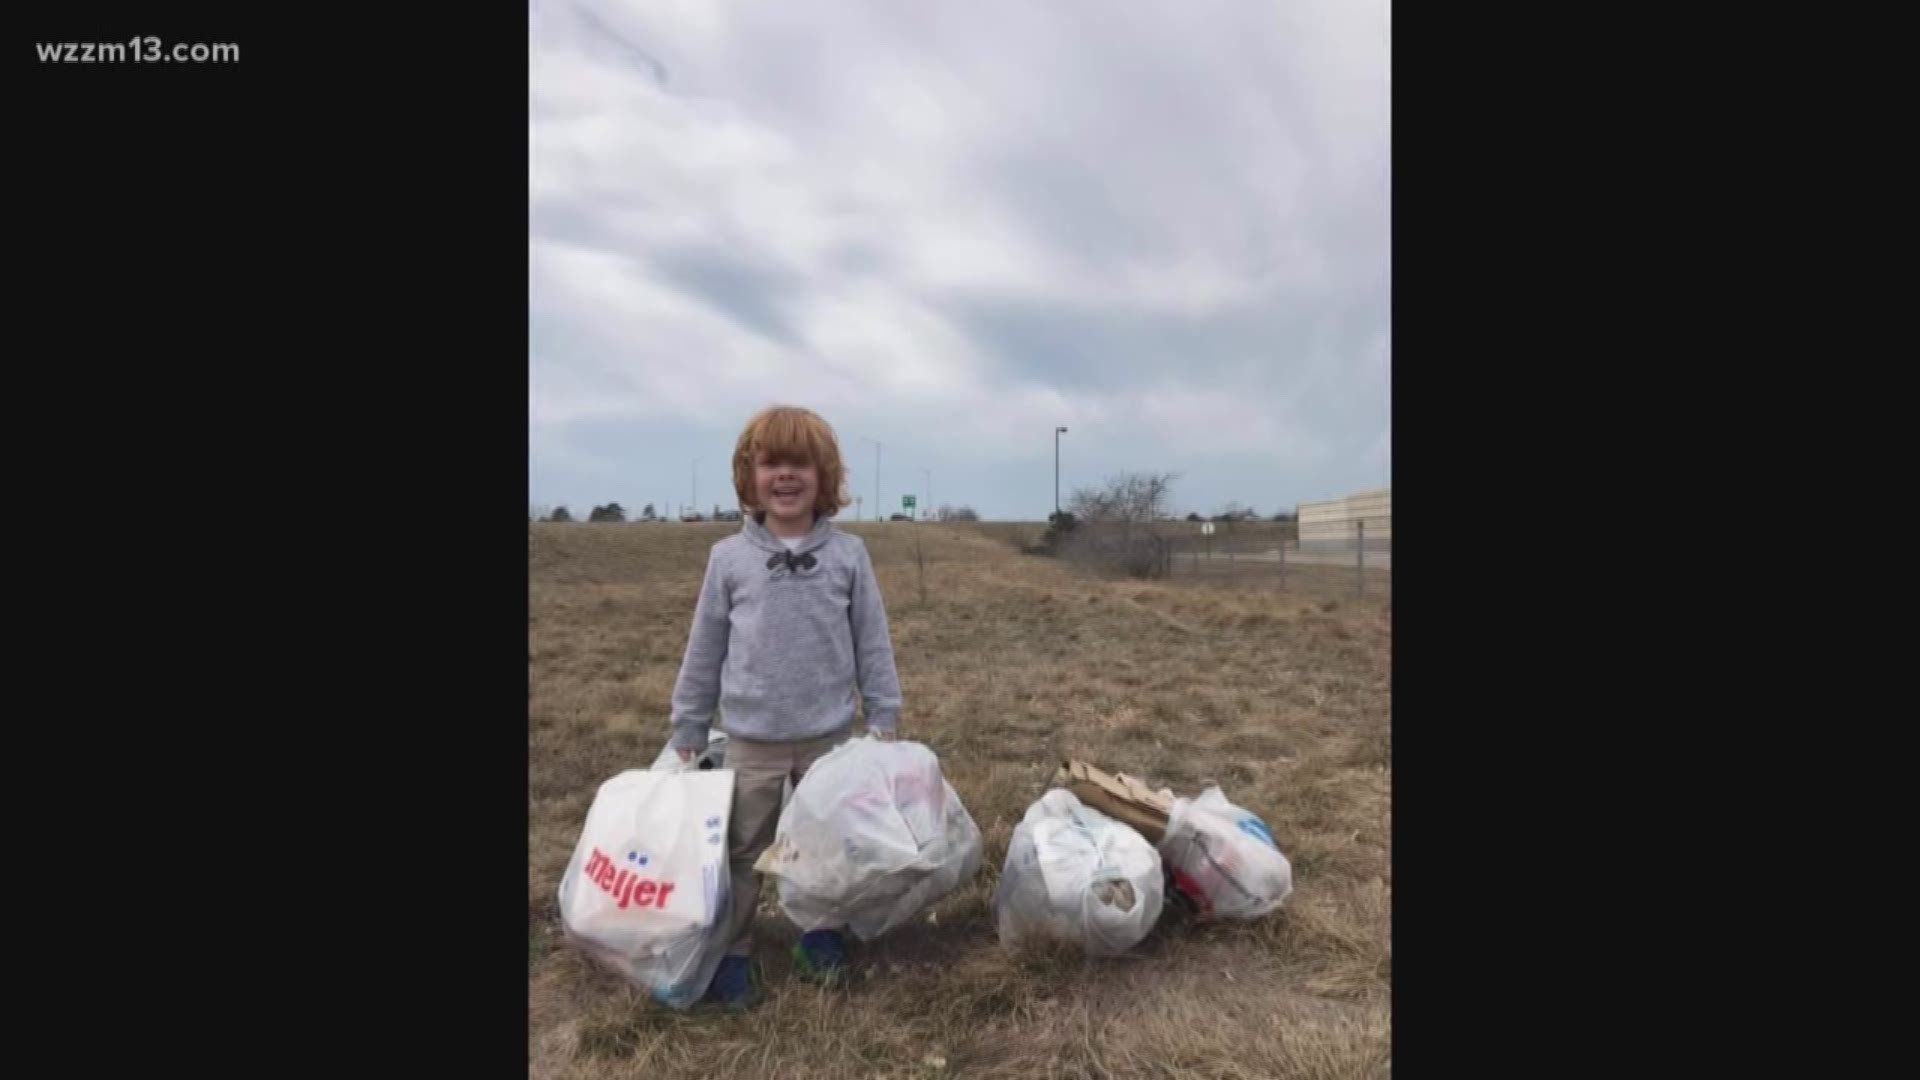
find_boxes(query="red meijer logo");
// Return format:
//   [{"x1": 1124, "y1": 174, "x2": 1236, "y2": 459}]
[{"x1": 582, "y1": 847, "x2": 679, "y2": 910}]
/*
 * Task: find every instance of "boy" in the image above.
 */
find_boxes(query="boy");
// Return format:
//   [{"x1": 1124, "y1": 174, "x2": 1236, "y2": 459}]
[{"x1": 668, "y1": 405, "x2": 903, "y2": 1009}]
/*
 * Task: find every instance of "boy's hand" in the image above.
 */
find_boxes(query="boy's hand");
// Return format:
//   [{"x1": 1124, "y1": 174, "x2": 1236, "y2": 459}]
[{"x1": 677, "y1": 748, "x2": 696, "y2": 762}]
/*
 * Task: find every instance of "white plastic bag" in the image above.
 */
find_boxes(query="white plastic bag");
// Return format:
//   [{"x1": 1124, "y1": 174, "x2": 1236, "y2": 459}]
[
  {"x1": 755, "y1": 736, "x2": 982, "y2": 941},
  {"x1": 1158, "y1": 787, "x2": 1293, "y2": 920},
  {"x1": 557, "y1": 767, "x2": 734, "y2": 1008},
  {"x1": 993, "y1": 789, "x2": 1165, "y2": 955}
]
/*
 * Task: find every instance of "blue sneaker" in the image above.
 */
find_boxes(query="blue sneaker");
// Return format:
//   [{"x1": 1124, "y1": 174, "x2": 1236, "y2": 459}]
[
  {"x1": 703, "y1": 955, "x2": 758, "y2": 1010},
  {"x1": 792, "y1": 930, "x2": 849, "y2": 985}
]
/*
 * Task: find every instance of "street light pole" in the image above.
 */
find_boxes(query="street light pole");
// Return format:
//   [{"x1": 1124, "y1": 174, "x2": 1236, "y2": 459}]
[
  {"x1": 1054, "y1": 426, "x2": 1068, "y2": 520},
  {"x1": 924, "y1": 468, "x2": 932, "y2": 521},
  {"x1": 690, "y1": 458, "x2": 698, "y2": 519}
]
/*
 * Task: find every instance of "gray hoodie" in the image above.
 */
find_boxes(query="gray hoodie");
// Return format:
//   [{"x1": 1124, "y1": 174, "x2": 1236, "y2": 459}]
[{"x1": 669, "y1": 515, "x2": 901, "y2": 750}]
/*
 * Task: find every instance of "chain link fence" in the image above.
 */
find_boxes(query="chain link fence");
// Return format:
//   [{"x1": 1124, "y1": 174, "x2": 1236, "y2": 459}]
[{"x1": 1164, "y1": 521, "x2": 1390, "y2": 599}]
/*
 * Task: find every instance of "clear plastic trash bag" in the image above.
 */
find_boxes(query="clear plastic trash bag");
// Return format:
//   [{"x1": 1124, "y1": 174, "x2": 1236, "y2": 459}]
[
  {"x1": 1159, "y1": 786, "x2": 1293, "y2": 920},
  {"x1": 755, "y1": 736, "x2": 983, "y2": 941},
  {"x1": 993, "y1": 788, "x2": 1165, "y2": 955}
]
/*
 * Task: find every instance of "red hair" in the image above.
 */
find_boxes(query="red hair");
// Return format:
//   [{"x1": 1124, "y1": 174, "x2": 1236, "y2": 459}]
[{"x1": 731, "y1": 406, "x2": 851, "y2": 519}]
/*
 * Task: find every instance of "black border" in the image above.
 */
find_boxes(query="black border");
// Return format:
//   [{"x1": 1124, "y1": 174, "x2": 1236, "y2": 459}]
[
  {"x1": 1388, "y1": 5, "x2": 1738, "y2": 1067},
  {"x1": 24, "y1": 5, "x2": 529, "y2": 1067},
  {"x1": 1404, "y1": 0, "x2": 1833, "y2": 1053}
]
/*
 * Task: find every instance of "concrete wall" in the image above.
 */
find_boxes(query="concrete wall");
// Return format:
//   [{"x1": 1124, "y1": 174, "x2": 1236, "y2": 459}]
[{"x1": 1297, "y1": 489, "x2": 1392, "y2": 554}]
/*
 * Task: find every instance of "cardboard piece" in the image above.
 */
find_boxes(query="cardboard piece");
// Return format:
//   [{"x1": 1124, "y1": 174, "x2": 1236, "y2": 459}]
[{"x1": 1052, "y1": 760, "x2": 1177, "y2": 843}]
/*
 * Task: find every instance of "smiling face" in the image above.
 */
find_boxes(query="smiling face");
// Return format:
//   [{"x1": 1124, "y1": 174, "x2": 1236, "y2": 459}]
[
  {"x1": 754, "y1": 452, "x2": 819, "y2": 533},
  {"x1": 731, "y1": 406, "x2": 850, "y2": 526}
]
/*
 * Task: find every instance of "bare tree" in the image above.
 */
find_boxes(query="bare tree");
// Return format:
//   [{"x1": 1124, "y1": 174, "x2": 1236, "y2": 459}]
[{"x1": 1056, "y1": 472, "x2": 1179, "y2": 579}]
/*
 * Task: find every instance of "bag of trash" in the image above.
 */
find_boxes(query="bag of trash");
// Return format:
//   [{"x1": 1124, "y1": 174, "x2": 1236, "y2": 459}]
[
  {"x1": 994, "y1": 788, "x2": 1165, "y2": 955},
  {"x1": 1158, "y1": 787, "x2": 1293, "y2": 920},
  {"x1": 755, "y1": 736, "x2": 982, "y2": 941},
  {"x1": 557, "y1": 764, "x2": 734, "y2": 1008}
]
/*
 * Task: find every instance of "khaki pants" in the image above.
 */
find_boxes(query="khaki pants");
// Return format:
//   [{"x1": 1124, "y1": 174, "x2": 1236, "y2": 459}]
[{"x1": 722, "y1": 728, "x2": 848, "y2": 957}]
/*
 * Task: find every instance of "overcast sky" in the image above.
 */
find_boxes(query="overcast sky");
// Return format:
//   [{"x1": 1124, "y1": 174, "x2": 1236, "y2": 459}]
[{"x1": 531, "y1": 0, "x2": 1389, "y2": 521}]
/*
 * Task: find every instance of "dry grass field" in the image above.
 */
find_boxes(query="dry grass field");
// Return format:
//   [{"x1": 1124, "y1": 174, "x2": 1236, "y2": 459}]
[{"x1": 529, "y1": 521, "x2": 1390, "y2": 1079}]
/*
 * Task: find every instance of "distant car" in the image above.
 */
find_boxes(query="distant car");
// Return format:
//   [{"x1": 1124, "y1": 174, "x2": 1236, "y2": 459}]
[{"x1": 889, "y1": 513, "x2": 913, "y2": 521}]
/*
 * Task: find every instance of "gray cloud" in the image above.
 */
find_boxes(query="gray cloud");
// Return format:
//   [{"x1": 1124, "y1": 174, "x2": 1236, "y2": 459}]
[
  {"x1": 563, "y1": 0, "x2": 669, "y2": 85},
  {"x1": 648, "y1": 246, "x2": 805, "y2": 349}
]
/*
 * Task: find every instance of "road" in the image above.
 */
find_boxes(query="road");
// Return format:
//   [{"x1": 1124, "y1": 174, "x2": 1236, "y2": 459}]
[{"x1": 1182, "y1": 549, "x2": 1392, "y2": 569}]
